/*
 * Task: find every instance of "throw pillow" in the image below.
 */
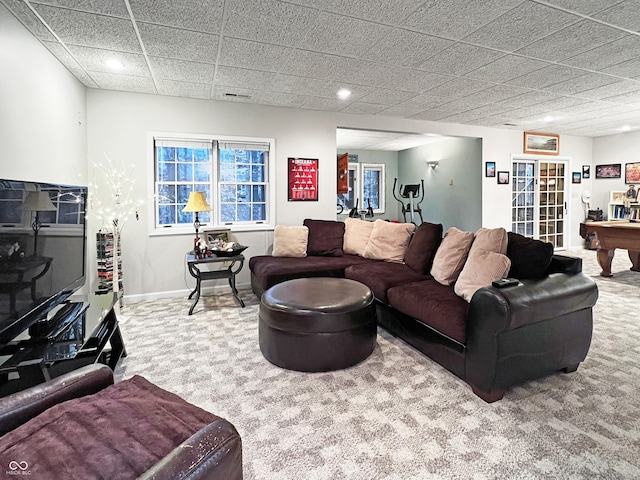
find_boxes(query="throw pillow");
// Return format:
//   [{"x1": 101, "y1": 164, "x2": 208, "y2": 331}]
[
  {"x1": 472, "y1": 227, "x2": 508, "y2": 255},
  {"x1": 272, "y1": 225, "x2": 308, "y2": 257},
  {"x1": 454, "y1": 248, "x2": 512, "y2": 302},
  {"x1": 404, "y1": 222, "x2": 443, "y2": 274},
  {"x1": 343, "y1": 218, "x2": 375, "y2": 256},
  {"x1": 303, "y1": 219, "x2": 345, "y2": 256},
  {"x1": 430, "y1": 227, "x2": 474, "y2": 286},
  {"x1": 363, "y1": 219, "x2": 415, "y2": 263},
  {"x1": 506, "y1": 232, "x2": 554, "y2": 278}
]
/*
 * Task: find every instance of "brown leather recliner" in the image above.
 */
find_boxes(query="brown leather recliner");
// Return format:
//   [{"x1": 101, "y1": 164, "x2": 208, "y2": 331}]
[{"x1": 0, "y1": 364, "x2": 242, "y2": 480}]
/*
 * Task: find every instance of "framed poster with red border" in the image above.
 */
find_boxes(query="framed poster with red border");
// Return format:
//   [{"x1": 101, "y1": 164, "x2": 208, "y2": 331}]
[{"x1": 288, "y1": 157, "x2": 318, "y2": 201}]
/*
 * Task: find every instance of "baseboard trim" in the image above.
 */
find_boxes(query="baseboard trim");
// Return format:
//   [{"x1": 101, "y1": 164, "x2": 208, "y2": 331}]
[{"x1": 121, "y1": 281, "x2": 252, "y2": 305}]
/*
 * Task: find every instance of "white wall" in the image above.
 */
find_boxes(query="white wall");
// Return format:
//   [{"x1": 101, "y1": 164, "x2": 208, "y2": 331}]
[{"x1": 0, "y1": 4, "x2": 87, "y2": 185}]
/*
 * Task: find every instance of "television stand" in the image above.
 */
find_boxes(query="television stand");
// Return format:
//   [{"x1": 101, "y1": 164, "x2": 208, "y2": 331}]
[{"x1": 0, "y1": 293, "x2": 126, "y2": 397}]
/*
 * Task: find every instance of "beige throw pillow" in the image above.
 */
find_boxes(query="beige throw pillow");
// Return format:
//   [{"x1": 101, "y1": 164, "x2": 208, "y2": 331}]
[
  {"x1": 430, "y1": 227, "x2": 474, "y2": 285},
  {"x1": 472, "y1": 227, "x2": 508, "y2": 255},
  {"x1": 272, "y1": 225, "x2": 308, "y2": 257},
  {"x1": 343, "y1": 218, "x2": 375, "y2": 256},
  {"x1": 454, "y1": 249, "x2": 512, "y2": 302},
  {"x1": 363, "y1": 219, "x2": 415, "y2": 263}
]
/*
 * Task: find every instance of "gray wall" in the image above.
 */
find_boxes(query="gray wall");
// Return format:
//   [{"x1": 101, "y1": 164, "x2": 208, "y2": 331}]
[{"x1": 398, "y1": 137, "x2": 483, "y2": 232}]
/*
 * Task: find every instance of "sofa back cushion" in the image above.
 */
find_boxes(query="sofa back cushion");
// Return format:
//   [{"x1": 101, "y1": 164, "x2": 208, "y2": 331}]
[
  {"x1": 303, "y1": 219, "x2": 345, "y2": 256},
  {"x1": 363, "y1": 219, "x2": 415, "y2": 263},
  {"x1": 507, "y1": 232, "x2": 554, "y2": 278},
  {"x1": 343, "y1": 218, "x2": 375, "y2": 256},
  {"x1": 472, "y1": 227, "x2": 508, "y2": 254},
  {"x1": 404, "y1": 222, "x2": 443, "y2": 274},
  {"x1": 430, "y1": 227, "x2": 474, "y2": 285},
  {"x1": 454, "y1": 248, "x2": 511, "y2": 302},
  {"x1": 272, "y1": 225, "x2": 308, "y2": 257}
]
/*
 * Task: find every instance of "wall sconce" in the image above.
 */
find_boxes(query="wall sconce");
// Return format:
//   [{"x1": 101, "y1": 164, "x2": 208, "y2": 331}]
[{"x1": 428, "y1": 161, "x2": 439, "y2": 170}]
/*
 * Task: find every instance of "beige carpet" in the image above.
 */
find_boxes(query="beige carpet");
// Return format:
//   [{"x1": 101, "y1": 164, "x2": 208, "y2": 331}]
[{"x1": 115, "y1": 249, "x2": 640, "y2": 479}]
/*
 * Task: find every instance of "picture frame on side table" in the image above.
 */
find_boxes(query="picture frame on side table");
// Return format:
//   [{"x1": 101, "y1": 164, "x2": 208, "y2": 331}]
[
  {"x1": 485, "y1": 161, "x2": 496, "y2": 177},
  {"x1": 203, "y1": 228, "x2": 231, "y2": 245},
  {"x1": 625, "y1": 162, "x2": 640, "y2": 183},
  {"x1": 595, "y1": 164, "x2": 622, "y2": 179},
  {"x1": 523, "y1": 131, "x2": 560, "y2": 155},
  {"x1": 572, "y1": 172, "x2": 581, "y2": 183},
  {"x1": 497, "y1": 171, "x2": 509, "y2": 184}
]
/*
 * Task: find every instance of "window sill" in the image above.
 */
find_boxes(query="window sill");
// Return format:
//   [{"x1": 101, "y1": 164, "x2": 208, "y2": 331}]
[{"x1": 149, "y1": 224, "x2": 274, "y2": 237}]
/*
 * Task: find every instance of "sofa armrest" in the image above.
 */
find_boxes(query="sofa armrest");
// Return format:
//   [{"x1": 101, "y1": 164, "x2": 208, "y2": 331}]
[
  {"x1": 0, "y1": 363, "x2": 113, "y2": 436},
  {"x1": 546, "y1": 254, "x2": 582, "y2": 274},
  {"x1": 138, "y1": 418, "x2": 243, "y2": 480}
]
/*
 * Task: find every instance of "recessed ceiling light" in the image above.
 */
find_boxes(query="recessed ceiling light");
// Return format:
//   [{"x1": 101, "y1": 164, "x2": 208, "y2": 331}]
[
  {"x1": 621, "y1": 125, "x2": 631, "y2": 132},
  {"x1": 544, "y1": 115, "x2": 554, "y2": 122},
  {"x1": 337, "y1": 89, "x2": 351, "y2": 100},
  {"x1": 105, "y1": 58, "x2": 123, "y2": 70}
]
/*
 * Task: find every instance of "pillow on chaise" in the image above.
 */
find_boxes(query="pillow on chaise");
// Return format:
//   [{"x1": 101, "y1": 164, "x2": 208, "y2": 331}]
[
  {"x1": 303, "y1": 219, "x2": 345, "y2": 256},
  {"x1": 343, "y1": 218, "x2": 375, "y2": 256},
  {"x1": 506, "y1": 232, "x2": 554, "y2": 278},
  {"x1": 404, "y1": 222, "x2": 443, "y2": 274},
  {"x1": 363, "y1": 219, "x2": 415, "y2": 263},
  {"x1": 472, "y1": 227, "x2": 508, "y2": 254},
  {"x1": 454, "y1": 248, "x2": 511, "y2": 302},
  {"x1": 272, "y1": 225, "x2": 308, "y2": 257},
  {"x1": 430, "y1": 227, "x2": 474, "y2": 286}
]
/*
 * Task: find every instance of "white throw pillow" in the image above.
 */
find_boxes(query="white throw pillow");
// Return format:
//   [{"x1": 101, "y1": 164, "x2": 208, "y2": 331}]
[
  {"x1": 272, "y1": 225, "x2": 308, "y2": 257},
  {"x1": 454, "y1": 248, "x2": 511, "y2": 302},
  {"x1": 343, "y1": 218, "x2": 375, "y2": 256},
  {"x1": 363, "y1": 219, "x2": 415, "y2": 263},
  {"x1": 430, "y1": 227, "x2": 474, "y2": 285}
]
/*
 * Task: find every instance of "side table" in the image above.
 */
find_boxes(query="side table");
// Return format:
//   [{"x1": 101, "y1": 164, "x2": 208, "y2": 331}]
[{"x1": 186, "y1": 252, "x2": 245, "y2": 314}]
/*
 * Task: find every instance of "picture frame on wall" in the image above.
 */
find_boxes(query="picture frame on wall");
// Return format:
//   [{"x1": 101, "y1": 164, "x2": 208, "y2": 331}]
[
  {"x1": 595, "y1": 163, "x2": 622, "y2": 179},
  {"x1": 288, "y1": 157, "x2": 318, "y2": 201},
  {"x1": 497, "y1": 171, "x2": 509, "y2": 184},
  {"x1": 572, "y1": 172, "x2": 581, "y2": 184},
  {"x1": 582, "y1": 165, "x2": 590, "y2": 179},
  {"x1": 625, "y1": 162, "x2": 640, "y2": 183},
  {"x1": 523, "y1": 131, "x2": 560, "y2": 155},
  {"x1": 485, "y1": 161, "x2": 496, "y2": 177}
]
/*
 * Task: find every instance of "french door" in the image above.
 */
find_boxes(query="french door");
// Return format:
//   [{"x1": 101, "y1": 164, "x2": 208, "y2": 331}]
[{"x1": 511, "y1": 158, "x2": 568, "y2": 250}]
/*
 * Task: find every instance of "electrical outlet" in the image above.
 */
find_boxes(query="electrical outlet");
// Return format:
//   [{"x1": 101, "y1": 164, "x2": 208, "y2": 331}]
[{"x1": 448, "y1": 178, "x2": 453, "y2": 186}]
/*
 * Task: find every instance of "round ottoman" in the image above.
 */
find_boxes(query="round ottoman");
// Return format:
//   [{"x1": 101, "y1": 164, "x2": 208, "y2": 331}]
[{"x1": 259, "y1": 277, "x2": 377, "y2": 372}]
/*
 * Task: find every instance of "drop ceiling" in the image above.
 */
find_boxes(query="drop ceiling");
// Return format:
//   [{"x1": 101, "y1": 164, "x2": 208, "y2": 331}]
[{"x1": 5, "y1": 0, "x2": 640, "y2": 137}]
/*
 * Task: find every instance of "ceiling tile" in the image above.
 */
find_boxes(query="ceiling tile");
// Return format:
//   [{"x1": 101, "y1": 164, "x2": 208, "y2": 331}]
[
  {"x1": 542, "y1": 72, "x2": 621, "y2": 95},
  {"x1": 599, "y1": 89, "x2": 640, "y2": 105},
  {"x1": 43, "y1": 40, "x2": 82, "y2": 69},
  {"x1": 31, "y1": 0, "x2": 129, "y2": 17},
  {"x1": 129, "y1": 0, "x2": 224, "y2": 34},
  {"x1": 601, "y1": 58, "x2": 640, "y2": 79},
  {"x1": 148, "y1": 56, "x2": 214, "y2": 84},
  {"x1": 217, "y1": 38, "x2": 288, "y2": 71},
  {"x1": 462, "y1": 84, "x2": 532, "y2": 104},
  {"x1": 68, "y1": 68, "x2": 98, "y2": 87},
  {"x1": 223, "y1": 0, "x2": 318, "y2": 47},
  {"x1": 593, "y1": 0, "x2": 640, "y2": 33},
  {"x1": 3, "y1": 0, "x2": 57, "y2": 40},
  {"x1": 465, "y1": 55, "x2": 549, "y2": 83},
  {"x1": 376, "y1": 105, "x2": 426, "y2": 118},
  {"x1": 506, "y1": 64, "x2": 586, "y2": 89},
  {"x1": 423, "y1": 77, "x2": 494, "y2": 98},
  {"x1": 157, "y1": 79, "x2": 210, "y2": 99},
  {"x1": 403, "y1": 0, "x2": 523, "y2": 40},
  {"x1": 268, "y1": 74, "x2": 332, "y2": 97},
  {"x1": 259, "y1": 91, "x2": 307, "y2": 108},
  {"x1": 399, "y1": 94, "x2": 450, "y2": 110},
  {"x1": 515, "y1": 19, "x2": 625, "y2": 62},
  {"x1": 88, "y1": 71, "x2": 157, "y2": 94},
  {"x1": 382, "y1": 69, "x2": 452, "y2": 93},
  {"x1": 211, "y1": 86, "x2": 260, "y2": 102},
  {"x1": 66, "y1": 44, "x2": 150, "y2": 76},
  {"x1": 339, "y1": 102, "x2": 388, "y2": 115},
  {"x1": 137, "y1": 23, "x2": 218, "y2": 63},
  {"x1": 420, "y1": 43, "x2": 504, "y2": 76},
  {"x1": 563, "y1": 35, "x2": 640, "y2": 71},
  {"x1": 462, "y1": 1, "x2": 580, "y2": 52},
  {"x1": 497, "y1": 90, "x2": 565, "y2": 108},
  {"x1": 409, "y1": 109, "x2": 454, "y2": 121},
  {"x1": 300, "y1": 96, "x2": 346, "y2": 111},
  {"x1": 215, "y1": 66, "x2": 277, "y2": 91},
  {"x1": 31, "y1": 4, "x2": 140, "y2": 51},
  {"x1": 299, "y1": 12, "x2": 392, "y2": 57},
  {"x1": 542, "y1": 0, "x2": 623, "y2": 15},
  {"x1": 358, "y1": 88, "x2": 417, "y2": 106},
  {"x1": 362, "y1": 29, "x2": 453, "y2": 67},
  {"x1": 575, "y1": 79, "x2": 640, "y2": 100},
  {"x1": 322, "y1": 0, "x2": 425, "y2": 25}
]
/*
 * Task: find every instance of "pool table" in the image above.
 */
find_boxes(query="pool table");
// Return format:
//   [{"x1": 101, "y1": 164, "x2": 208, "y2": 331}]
[{"x1": 580, "y1": 221, "x2": 640, "y2": 277}]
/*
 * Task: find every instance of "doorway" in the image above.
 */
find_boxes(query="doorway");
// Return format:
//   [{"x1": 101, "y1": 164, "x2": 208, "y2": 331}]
[{"x1": 511, "y1": 156, "x2": 570, "y2": 250}]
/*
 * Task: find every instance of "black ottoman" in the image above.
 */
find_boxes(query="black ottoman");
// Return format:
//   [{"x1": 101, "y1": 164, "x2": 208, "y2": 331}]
[{"x1": 259, "y1": 278, "x2": 377, "y2": 372}]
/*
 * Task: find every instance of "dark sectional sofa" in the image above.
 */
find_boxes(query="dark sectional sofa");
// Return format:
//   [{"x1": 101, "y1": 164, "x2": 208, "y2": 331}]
[{"x1": 249, "y1": 219, "x2": 599, "y2": 402}]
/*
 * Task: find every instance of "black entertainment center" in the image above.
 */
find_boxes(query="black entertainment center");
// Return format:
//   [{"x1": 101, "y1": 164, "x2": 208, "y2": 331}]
[{"x1": 0, "y1": 178, "x2": 126, "y2": 397}]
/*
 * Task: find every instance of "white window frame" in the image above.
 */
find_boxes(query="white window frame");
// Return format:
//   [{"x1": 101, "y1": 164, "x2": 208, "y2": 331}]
[
  {"x1": 147, "y1": 132, "x2": 276, "y2": 236},
  {"x1": 360, "y1": 163, "x2": 386, "y2": 214}
]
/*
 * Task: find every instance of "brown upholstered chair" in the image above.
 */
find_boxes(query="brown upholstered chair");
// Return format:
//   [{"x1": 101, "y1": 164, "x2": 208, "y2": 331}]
[{"x1": 0, "y1": 364, "x2": 242, "y2": 480}]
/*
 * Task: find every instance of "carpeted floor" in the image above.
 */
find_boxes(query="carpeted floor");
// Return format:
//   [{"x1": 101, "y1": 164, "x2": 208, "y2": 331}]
[{"x1": 115, "y1": 249, "x2": 640, "y2": 479}]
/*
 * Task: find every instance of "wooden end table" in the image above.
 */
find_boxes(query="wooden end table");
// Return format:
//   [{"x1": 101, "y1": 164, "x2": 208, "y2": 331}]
[{"x1": 186, "y1": 252, "x2": 245, "y2": 314}]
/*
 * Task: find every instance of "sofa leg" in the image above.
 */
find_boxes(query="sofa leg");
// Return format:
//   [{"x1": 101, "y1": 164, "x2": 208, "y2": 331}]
[
  {"x1": 471, "y1": 386, "x2": 505, "y2": 403},
  {"x1": 564, "y1": 363, "x2": 579, "y2": 373}
]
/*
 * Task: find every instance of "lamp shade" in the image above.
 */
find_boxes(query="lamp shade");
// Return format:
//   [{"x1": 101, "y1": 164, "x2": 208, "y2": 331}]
[
  {"x1": 182, "y1": 191, "x2": 212, "y2": 212},
  {"x1": 17, "y1": 191, "x2": 56, "y2": 212}
]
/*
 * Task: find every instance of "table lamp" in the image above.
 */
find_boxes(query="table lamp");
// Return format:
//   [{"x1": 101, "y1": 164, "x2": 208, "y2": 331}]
[
  {"x1": 17, "y1": 191, "x2": 56, "y2": 257},
  {"x1": 182, "y1": 191, "x2": 212, "y2": 241}
]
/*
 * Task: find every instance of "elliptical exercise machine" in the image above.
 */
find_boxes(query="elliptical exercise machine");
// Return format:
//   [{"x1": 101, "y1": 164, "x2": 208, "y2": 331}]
[{"x1": 392, "y1": 178, "x2": 424, "y2": 224}]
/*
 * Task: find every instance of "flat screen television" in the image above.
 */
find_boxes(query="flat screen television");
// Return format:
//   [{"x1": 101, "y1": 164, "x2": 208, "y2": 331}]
[{"x1": 0, "y1": 178, "x2": 87, "y2": 345}]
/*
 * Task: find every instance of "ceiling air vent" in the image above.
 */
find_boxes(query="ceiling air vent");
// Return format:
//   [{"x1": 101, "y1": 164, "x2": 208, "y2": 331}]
[
  {"x1": 224, "y1": 93, "x2": 251, "y2": 99},
  {"x1": 503, "y1": 123, "x2": 517, "y2": 126}
]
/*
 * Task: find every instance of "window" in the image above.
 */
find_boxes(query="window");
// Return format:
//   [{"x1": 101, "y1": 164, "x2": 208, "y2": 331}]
[
  {"x1": 153, "y1": 134, "x2": 273, "y2": 232},
  {"x1": 337, "y1": 163, "x2": 385, "y2": 214}
]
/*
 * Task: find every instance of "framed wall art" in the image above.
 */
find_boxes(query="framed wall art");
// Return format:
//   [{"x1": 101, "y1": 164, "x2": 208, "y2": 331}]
[
  {"x1": 582, "y1": 165, "x2": 590, "y2": 179},
  {"x1": 523, "y1": 131, "x2": 560, "y2": 155},
  {"x1": 485, "y1": 161, "x2": 496, "y2": 177},
  {"x1": 572, "y1": 172, "x2": 581, "y2": 184},
  {"x1": 288, "y1": 157, "x2": 318, "y2": 201},
  {"x1": 497, "y1": 171, "x2": 509, "y2": 185},
  {"x1": 625, "y1": 162, "x2": 640, "y2": 183},
  {"x1": 595, "y1": 164, "x2": 622, "y2": 179}
]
